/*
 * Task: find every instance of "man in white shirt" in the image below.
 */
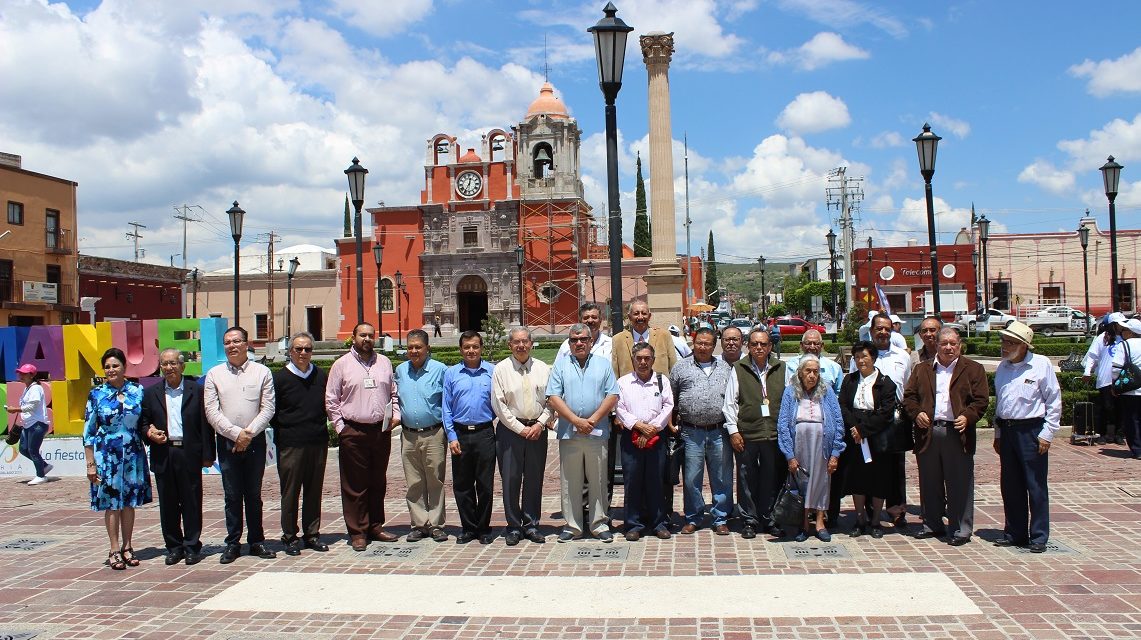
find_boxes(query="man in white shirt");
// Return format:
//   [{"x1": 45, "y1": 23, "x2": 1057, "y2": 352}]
[
  {"x1": 718, "y1": 326, "x2": 744, "y2": 365},
  {"x1": 491, "y1": 327, "x2": 554, "y2": 545},
  {"x1": 1110, "y1": 318, "x2": 1141, "y2": 460},
  {"x1": 889, "y1": 314, "x2": 909, "y2": 353},
  {"x1": 556, "y1": 303, "x2": 613, "y2": 361},
  {"x1": 993, "y1": 321, "x2": 1062, "y2": 553},
  {"x1": 668, "y1": 325, "x2": 693, "y2": 359}
]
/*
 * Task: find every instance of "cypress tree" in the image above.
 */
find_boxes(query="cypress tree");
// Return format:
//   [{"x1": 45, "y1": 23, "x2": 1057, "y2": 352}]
[
  {"x1": 343, "y1": 194, "x2": 351, "y2": 238},
  {"x1": 705, "y1": 230, "x2": 719, "y2": 306},
  {"x1": 633, "y1": 152, "x2": 651, "y2": 257}
]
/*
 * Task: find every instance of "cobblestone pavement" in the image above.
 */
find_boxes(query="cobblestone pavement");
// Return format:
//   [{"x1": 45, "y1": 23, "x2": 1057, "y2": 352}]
[{"x1": 0, "y1": 435, "x2": 1138, "y2": 639}]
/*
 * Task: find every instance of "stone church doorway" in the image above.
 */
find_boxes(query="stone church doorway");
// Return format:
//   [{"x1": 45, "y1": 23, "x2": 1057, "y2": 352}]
[{"x1": 456, "y1": 275, "x2": 489, "y2": 332}]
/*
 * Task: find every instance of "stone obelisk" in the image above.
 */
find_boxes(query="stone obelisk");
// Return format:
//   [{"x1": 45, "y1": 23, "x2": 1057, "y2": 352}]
[{"x1": 640, "y1": 32, "x2": 685, "y2": 329}]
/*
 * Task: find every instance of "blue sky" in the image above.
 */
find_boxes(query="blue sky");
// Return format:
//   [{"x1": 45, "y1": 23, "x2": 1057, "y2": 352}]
[{"x1": 1, "y1": 0, "x2": 1138, "y2": 270}]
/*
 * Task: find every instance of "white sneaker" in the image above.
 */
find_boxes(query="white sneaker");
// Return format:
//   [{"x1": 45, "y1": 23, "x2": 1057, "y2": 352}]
[
  {"x1": 28, "y1": 476, "x2": 47, "y2": 486},
  {"x1": 43, "y1": 463, "x2": 53, "y2": 476}
]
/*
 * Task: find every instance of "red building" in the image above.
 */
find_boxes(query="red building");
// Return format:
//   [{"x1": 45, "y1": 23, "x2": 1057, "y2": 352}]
[
  {"x1": 852, "y1": 242, "x2": 975, "y2": 317},
  {"x1": 79, "y1": 255, "x2": 188, "y2": 322}
]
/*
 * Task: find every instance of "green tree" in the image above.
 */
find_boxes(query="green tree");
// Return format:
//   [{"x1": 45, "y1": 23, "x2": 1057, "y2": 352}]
[
  {"x1": 705, "y1": 231, "x2": 719, "y2": 306},
  {"x1": 839, "y1": 301, "x2": 867, "y2": 342},
  {"x1": 481, "y1": 314, "x2": 507, "y2": 351},
  {"x1": 633, "y1": 153, "x2": 651, "y2": 257},
  {"x1": 343, "y1": 194, "x2": 351, "y2": 238}
]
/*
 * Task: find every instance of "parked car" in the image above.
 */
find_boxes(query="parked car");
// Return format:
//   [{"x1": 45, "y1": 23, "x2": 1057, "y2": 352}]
[
  {"x1": 1036, "y1": 305, "x2": 1083, "y2": 318},
  {"x1": 958, "y1": 307, "x2": 1016, "y2": 330},
  {"x1": 767, "y1": 316, "x2": 826, "y2": 337},
  {"x1": 729, "y1": 317, "x2": 755, "y2": 330}
]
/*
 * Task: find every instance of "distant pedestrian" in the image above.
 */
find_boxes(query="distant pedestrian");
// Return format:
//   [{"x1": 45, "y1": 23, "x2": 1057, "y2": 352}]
[
  {"x1": 8, "y1": 363, "x2": 51, "y2": 485},
  {"x1": 433, "y1": 315, "x2": 443, "y2": 338}
]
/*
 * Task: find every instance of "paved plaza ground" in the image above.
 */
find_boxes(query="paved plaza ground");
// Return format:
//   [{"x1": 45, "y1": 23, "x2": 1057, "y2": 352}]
[{"x1": 0, "y1": 430, "x2": 1138, "y2": 639}]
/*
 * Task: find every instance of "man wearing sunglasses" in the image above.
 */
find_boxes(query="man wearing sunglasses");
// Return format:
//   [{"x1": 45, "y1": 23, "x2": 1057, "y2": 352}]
[{"x1": 270, "y1": 332, "x2": 330, "y2": 556}]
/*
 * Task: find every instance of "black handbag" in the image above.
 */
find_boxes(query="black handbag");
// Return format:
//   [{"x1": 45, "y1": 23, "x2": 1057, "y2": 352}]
[
  {"x1": 872, "y1": 407, "x2": 915, "y2": 454},
  {"x1": 4, "y1": 425, "x2": 21, "y2": 446},
  {"x1": 772, "y1": 469, "x2": 808, "y2": 527},
  {"x1": 1114, "y1": 341, "x2": 1141, "y2": 395}
]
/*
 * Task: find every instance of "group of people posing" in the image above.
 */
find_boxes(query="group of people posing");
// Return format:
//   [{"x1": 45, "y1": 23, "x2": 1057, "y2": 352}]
[{"x1": 71, "y1": 298, "x2": 1066, "y2": 569}]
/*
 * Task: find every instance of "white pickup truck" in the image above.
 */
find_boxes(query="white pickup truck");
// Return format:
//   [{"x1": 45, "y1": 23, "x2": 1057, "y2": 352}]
[{"x1": 957, "y1": 308, "x2": 1017, "y2": 331}]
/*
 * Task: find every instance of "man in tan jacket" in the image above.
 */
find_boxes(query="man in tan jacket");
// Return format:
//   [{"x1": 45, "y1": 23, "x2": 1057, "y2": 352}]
[{"x1": 612, "y1": 301, "x2": 678, "y2": 378}]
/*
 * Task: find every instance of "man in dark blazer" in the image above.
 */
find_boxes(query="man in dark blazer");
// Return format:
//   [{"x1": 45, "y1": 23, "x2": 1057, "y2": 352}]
[
  {"x1": 903, "y1": 327, "x2": 990, "y2": 546},
  {"x1": 139, "y1": 348, "x2": 216, "y2": 565}
]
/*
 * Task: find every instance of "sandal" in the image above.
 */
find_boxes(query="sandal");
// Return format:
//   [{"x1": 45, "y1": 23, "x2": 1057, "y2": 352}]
[
  {"x1": 121, "y1": 546, "x2": 140, "y2": 567},
  {"x1": 107, "y1": 551, "x2": 126, "y2": 570}
]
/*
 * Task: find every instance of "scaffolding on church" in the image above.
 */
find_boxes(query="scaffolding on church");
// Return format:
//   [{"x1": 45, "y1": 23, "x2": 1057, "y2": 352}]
[{"x1": 518, "y1": 181, "x2": 591, "y2": 335}]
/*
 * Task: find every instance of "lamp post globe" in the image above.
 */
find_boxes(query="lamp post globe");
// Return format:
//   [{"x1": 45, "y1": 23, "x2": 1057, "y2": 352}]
[
  {"x1": 1100, "y1": 156, "x2": 1123, "y2": 312},
  {"x1": 226, "y1": 201, "x2": 245, "y2": 327},
  {"x1": 913, "y1": 123, "x2": 943, "y2": 315},
  {"x1": 977, "y1": 214, "x2": 991, "y2": 310},
  {"x1": 345, "y1": 157, "x2": 369, "y2": 324},
  {"x1": 286, "y1": 256, "x2": 300, "y2": 338},
  {"x1": 588, "y1": 2, "x2": 634, "y2": 337},
  {"x1": 515, "y1": 244, "x2": 525, "y2": 326}
]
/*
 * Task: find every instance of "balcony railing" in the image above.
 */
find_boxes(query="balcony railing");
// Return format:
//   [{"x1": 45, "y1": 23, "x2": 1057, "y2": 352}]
[{"x1": 46, "y1": 228, "x2": 71, "y2": 254}]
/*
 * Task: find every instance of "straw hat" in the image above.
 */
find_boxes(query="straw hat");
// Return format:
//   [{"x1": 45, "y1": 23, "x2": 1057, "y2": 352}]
[{"x1": 997, "y1": 321, "x2": 1034, "y2": 349}]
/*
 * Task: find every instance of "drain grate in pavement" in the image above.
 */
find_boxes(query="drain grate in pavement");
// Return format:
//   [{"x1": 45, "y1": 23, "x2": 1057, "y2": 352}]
[
  {"x1": 365, "y1": 544, "x2": 428, "y2": 562},
  {"x1": 564, "y1": 545, "x2": 630, "y2": 562},
  {"x1": 1008, "y1": 540, "x2": 1077, "y2": 555},
  {"x1": 0, "y1": 538, "x2": 58, "y2": 552},
  {"x1": 784, "y1": 544, "x2": 851, "y2": 560},
  {"x1": 0, "y1": 632, "x2": 39, "y2": 640}
]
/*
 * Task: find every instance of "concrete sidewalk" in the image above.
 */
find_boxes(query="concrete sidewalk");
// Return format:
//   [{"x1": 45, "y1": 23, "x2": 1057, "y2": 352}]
[{"x1": 0, "y1": 437, "x2": 1138, "y2": 639}]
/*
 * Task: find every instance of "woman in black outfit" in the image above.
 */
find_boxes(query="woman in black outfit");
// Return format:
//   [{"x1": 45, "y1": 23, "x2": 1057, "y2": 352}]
[{"x1": 837, "y1": 341, "x2": 898, "y2": 538}]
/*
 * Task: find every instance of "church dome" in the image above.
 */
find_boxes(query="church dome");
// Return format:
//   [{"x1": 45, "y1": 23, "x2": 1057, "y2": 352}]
[
  {"x1": 525, "y1": 82, "x2": 569, "y2": 120},
  {"x1": 458, "y1": 148, "x2": 481, "y2": 163}
]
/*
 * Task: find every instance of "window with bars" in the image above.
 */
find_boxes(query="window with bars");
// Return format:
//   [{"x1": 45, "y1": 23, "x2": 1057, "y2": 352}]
[{"x1": 463, "y1": 225, "x2": 479, "y2": 248}]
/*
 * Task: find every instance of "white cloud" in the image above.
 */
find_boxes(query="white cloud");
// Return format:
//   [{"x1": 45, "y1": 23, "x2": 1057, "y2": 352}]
[
  {"x1": 1056, "y1": 114, "x2": 1141, "y2": 164},
  {"x1": 776, "y1": 0, "x2": 908, "y2": 38},
  {"x1": 928, "y1": 112, "x2": 970, "y2": 139},
  {"x1": 1018, "y1": 161, "x2": 1075, "y2": 195},
  {"x1": 895, "y1": 196, "x2": 974, "y2": 243},
  {"x1": 325, "y1": 0, "x2": 433, "y2": 37},
  {"x1": 869, "y1": 131, "x2": 905, "y2": 148},
  {"x1": 1069, "y1": 46, "x2": 1141, "y2": 97},
  {"x1": 776, "y1": 92, "x2": 852, "y2": 134},
  {"x1": 767, "y1": 32, "x2": 869, "y2": 71}
]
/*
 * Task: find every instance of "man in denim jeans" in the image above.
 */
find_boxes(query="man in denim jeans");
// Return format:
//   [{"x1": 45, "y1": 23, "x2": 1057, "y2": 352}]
[{"x1": 669, "y1": 327, "x2": 735, "y2": 535}]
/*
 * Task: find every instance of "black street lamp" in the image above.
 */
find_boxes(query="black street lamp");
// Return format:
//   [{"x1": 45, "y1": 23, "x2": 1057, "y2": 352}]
[
  {"x1": 226, "y1": 201, "x2": 245, "y2": 327},
  {"x1": 589, "y1": 2, "x2": 634, "y2": 336},
  {"x1": 826, "y1": 228, "x2": 838, "y2": 320},
  {"x1": 191, "y1": 267, "x2": 199, "y2": 318},
  {"x1": 395, "y1": 270, "x2": 405, "y2": 348},
  {"x1": 588, "y1": 260, "x2": 597, "y2": 304},
  {"x1": 971, "y1": 250, "x2": 980, "y2": 311},
  {"x1": 286, "y1": 256, "x2": 299, "y2": 337},
  {"x1": 865, "y1": 237, "x2": 873, "y2": 311},
  {"x1": 1100, "y1": 155, "x2": 1123, "y2": 312},
  {"x1": 1078, "y1": 224, "x2": 1092, "y2": 335},
  {"x1": 978, "y1": 214, "x2": 991, "y2": 309},
  {"x1": 913, "y1": 123, "x2": 943, "y2": 315},
  {"x1": 758, "y1": 255, "x2": 766, "y2": 318},
  {"x1": 515, "y1": 244, "x2": 525, "y2": 326},
  {"x1": 372, "y1": 244, "x2": 383, "y2": 340},
  {"x1": 345, "y1": 157, "x2": 369, "y2": 324}
]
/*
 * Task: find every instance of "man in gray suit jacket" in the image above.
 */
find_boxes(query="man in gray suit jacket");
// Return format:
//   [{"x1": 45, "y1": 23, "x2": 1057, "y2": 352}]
[{"x1": 139, "y1": 348, "x2": 216, "y2": 566}]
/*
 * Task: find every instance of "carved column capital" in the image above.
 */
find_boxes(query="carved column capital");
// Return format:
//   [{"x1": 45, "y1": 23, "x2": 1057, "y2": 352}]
[{"x1": 640, "y1": 32, "x2": 675, "y2": 65}]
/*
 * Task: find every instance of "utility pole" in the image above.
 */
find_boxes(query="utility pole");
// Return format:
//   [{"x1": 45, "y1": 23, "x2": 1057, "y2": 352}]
[
  {"x1": 826, "y1": 167, "x2": 863, "y2": 316},
  {"x1": 266, "y1": 231, "x2": 278, "y2": 341},
  {"x1": 172, "y1": 205, "x2": 200, "y2": 271},
  {"x1": 126, "y1": 222, "x2": 146, "y2": 262},
  {"x1": 683, "y1": 134, "x2": 692, "y2": 315}
]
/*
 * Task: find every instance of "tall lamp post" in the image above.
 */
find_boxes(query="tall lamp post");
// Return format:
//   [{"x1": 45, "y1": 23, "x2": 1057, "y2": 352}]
[
  {"x1": 345, "y1": 157, "x2": 369, "y2": 324},
  {"x1": 1100, "y1": 156, "x2": 1123, "y2": 312},
  {"x1": 588, "y1": 261, "x2": 597, "y2": 304},
  {"x1": 395, "y1": 270, "x2": 404, "y2": 348},
  {"x1": 372, "y1": 244, "x2": 383, "y2": 339},
  {"x1": 978, "y1": 214, "x2": 991, "y2": 309},
  {"x1": 286, "y1": 256, "x2": 299, "y2": 337},
  {"x1": 865, "y1": 237, "x2": 873, "y2": 311},
  {"x1": 589, "y1": 2, "x2": 634, "y2": 337},
  {"x1": 971, "y1": 251, "x2": 980, "y2": 311},
  {"x1": 758, "y1": 255, "x2": 766, "y2": 318},
  {"x1": 226, "y1": 201, "x2": 245, "y2": 327},
  {"x1": 1078, "y1": 223, "x2": 1092, "y2": 335},
  {"x1": 913, "y1": 123, "x2": 943, "y2": 315},
  {"x1": 191, "y1": 267, "x2": 199, "y2": 318},
  {"x1": 826, "y1": 229, "x2": 838, "y2": 321},
  {"x1": 515, "y1": 244, "x2": 525, "y2": 326}
]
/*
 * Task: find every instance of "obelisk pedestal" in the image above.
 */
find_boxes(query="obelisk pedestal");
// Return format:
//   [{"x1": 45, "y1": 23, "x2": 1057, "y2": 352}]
[{"x1": 640, "y1": 32, "x2": 685, "y2": 329}]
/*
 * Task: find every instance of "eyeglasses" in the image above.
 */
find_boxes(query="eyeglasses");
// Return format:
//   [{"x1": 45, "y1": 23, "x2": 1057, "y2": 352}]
[
  {"x1": 722, "y1": 337, "x2": 742, "y2": 343},
  {"x1": 569, "y1": 336, "x2": 592, "y2": 343},
  {"x1": 292, "y1": 346, "x2": 313, "y2": 352},
  {"x1": 159, "y1": 361, "x2": 181, "y2": 367},
  {"x1": 223, "y1": 338, "x2": 246, "y2": 346},
  {"x1": 749, "y1": 341, "x2": 771, "y2": 347}
]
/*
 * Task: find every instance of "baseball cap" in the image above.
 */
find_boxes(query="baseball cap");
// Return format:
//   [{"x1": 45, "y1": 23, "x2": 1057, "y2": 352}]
[{"x1": 15, "y1": 363, "x2": 37, "y2": 375}]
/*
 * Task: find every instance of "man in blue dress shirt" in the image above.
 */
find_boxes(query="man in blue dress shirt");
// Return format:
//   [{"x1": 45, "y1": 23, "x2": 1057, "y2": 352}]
[
  {"x1": 547, "y1": 323, "x2": 620, "y2": 542},
  {"x1": 394, "y1": 329, "x2": 449, "y2": 543},
  {"x1": 443, "y1": 330, "x2": 497, "y2": 544}
]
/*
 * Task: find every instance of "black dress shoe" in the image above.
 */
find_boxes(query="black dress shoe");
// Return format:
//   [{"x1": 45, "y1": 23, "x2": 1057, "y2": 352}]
[
  {"x1": 765, "y1": 525, "x2": 785, "y2": 538},
  {"x1": 525, "y1": 529, "x2": 545, "y2": 543},
  {"x1": 949, "y1": 536, "x2": 970, "y2": 546},
  {"x1": 219, "y1": 544, "x2": 241, "y2": 564},
  {"x1": 184, "y1": 551, "x2": 203, "y2": 566},
  {"x1": 456, "y1": 531, "x2": 478, "y2": 544},
  {"x1": 283, "y1": 538, "x2": 302, "y2": 556},
  {"x1": 406, "y1": 529, "x2": 427, "y2": 543},
  {"x1": 870, "y1": 526, "x2": 884, "y2": 539},
  {"x1": 249, "y1": 543, "x2": 277, "y2": 559},
  {"x1": 304, "y1": 537, "x2": 329, "y2": 552},
  {"x1": 993, "y1": 538, "x2": 1025, "y2": 547},
  {"x1": 479, "y1": 533, "x2": 495, "y2": 545},
  {"x1": 164, "y1": 548, "x2": 186, "y2": 565},
  {"x1": 430, "y1": 528, "x2": 449, "y2": 542},
  {"x1": 504, "y1": 531, "x2": 522, "y2": 546},
  {"x1": 1028, "y1": 542, "x2": 1047, "y2": 553}
]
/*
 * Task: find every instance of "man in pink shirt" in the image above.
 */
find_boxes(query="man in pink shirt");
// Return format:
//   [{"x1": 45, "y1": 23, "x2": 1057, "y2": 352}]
[
  {"x1": 615, "y1": 342, "x2": 675, "y2": 541},
  {"x1": 325, "y1": 323, "x2": 399, "y2": 551}
]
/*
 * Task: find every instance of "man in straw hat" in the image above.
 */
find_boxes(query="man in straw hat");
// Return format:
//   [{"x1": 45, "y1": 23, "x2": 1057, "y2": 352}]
[{"x1": 992, "y1": 321, "x2": 1061, "y2": 553}]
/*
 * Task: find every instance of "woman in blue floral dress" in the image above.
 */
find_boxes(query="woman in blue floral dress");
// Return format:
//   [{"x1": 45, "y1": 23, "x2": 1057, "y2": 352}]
[{"x1": 83, "y1": 348, "x2": 152, "y2": 569}]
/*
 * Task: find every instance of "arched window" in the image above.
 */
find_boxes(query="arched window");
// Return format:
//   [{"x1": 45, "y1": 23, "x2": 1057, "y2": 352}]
[{"x1": 379, "y1": 278, "x2": 394, "y2": 312}]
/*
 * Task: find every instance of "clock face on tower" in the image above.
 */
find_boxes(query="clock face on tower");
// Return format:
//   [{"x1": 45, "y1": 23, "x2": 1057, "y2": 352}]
[{"x1": 456, "y1": 170, "x2": 483, "y2": 198}]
